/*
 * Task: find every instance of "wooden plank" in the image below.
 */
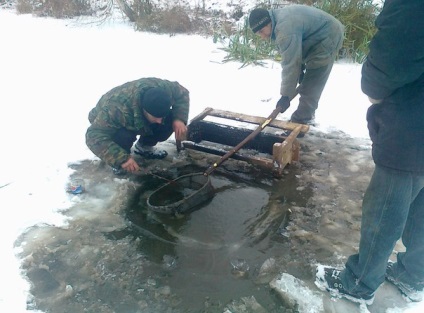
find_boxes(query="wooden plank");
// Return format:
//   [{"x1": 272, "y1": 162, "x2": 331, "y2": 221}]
[
  {"x1": 189, "y1": 107, "x2": 214, "y2": 122},
  {"x1": 206, "y1": 108, "x2": 310, "y2": 133},
  {"x1": 272, "y1": 125, "x2": 303, "y2": 175},
  {"x1": 182, "y1": 142, "x2": 274, "y2": 169}
]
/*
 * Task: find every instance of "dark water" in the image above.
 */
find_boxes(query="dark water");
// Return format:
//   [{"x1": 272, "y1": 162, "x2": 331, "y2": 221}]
[{"x1": 125, "y1": 166, "x2": 313, "y2": 312}]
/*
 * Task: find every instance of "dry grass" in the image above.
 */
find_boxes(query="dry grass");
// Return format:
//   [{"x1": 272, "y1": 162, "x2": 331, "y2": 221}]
[
  {"x1": 135, "y1": 5, "x2": 193, "y2": 34},
  {"x1": 17, "y1": 0, "x2": 91, "y2": 18},
  {"x1": 15, "y1": 0, "x2": 244, "y2": 36}
]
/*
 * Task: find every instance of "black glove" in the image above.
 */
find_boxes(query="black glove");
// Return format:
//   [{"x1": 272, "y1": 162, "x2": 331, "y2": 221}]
[{"x1": 276, "y1": 96, "x2": 290, "y2": 113}]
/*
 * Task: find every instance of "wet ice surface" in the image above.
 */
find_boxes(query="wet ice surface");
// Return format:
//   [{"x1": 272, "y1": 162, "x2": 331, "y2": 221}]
[{"x1": 14, "y1": 129, "x2": 412, "y2": 313}]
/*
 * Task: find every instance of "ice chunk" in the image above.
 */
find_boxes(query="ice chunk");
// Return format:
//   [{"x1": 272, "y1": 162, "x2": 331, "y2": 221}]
[{"x1": 271, "y1": 273, "x2": 324, "y2": 313}]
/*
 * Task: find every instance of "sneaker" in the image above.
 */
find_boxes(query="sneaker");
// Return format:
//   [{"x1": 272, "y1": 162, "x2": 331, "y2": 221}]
[
  {"x1": 386, "y1": 261, "x2": 424, "y2": 302},
  {"x1": 111, "y1": 166, "x2": 125, "y2": 176},
  {"x1": 315, "y1": 265, "x2": 375, "y2": 305},
  {"x1": 134, "y1": 143, "x2": 168, "y2": 159}
]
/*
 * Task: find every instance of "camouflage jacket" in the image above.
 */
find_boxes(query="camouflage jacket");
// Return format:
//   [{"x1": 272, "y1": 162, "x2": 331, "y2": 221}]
[{"x1": 86, "y1": 77, "x2": 190, "y2": 168}]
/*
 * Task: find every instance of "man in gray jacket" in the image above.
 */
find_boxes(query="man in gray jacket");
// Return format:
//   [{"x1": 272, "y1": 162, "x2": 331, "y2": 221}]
[{"x1": 249, "y1": 5, "x2": 344, "y2": 124}]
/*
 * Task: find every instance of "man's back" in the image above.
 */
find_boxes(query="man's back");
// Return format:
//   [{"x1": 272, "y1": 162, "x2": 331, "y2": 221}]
[{"x1": 362, "y1": 0, "x2": 424, "y2": 173}]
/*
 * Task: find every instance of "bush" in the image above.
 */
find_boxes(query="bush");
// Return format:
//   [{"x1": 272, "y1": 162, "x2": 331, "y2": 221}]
[
  {"x1": 12, "y1": 0, "x2": 245, "y2": 37},
  {"x1": 316, "y1": 0, "x2": 380, "y2": 62},
  {"x1": 132, "y1": 1, "x2": 238, "y2": 36},
  {"x1": 134, "y1": 5, "x2": 192, "y2": 34},
  {"x1": 16, "y1": 0, "x2": 92, "y2": 18},
  {"x1": 218, "y1": 17, "x2": 279, "y2": 68}
]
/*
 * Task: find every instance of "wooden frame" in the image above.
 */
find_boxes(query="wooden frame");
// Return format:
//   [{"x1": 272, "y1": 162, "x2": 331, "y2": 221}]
[{"x1": 182, "y1": 107, "x2": 309, "y2": 177}]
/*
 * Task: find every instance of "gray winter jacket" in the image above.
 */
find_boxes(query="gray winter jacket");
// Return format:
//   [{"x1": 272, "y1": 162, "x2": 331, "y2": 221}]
[{"x1": 269, "y1": 5, "x2": 344, "y2": 98}]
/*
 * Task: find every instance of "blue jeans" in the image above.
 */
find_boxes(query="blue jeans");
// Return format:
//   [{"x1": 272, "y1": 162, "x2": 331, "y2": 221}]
[{"x1": 341, "y1": 164, "x2": 424, "y2": 296}]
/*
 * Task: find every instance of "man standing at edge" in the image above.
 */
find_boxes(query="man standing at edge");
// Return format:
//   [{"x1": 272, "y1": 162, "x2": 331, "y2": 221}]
[
  {"x1": 86, "y1": 77, "x2": 189, "y2": 175},
  {"x1": 249, "y1": 5, "x2": 344, "y2": 124},
  {"x1": 315, "y1": 0, "x2": 424, "y2": 305}
]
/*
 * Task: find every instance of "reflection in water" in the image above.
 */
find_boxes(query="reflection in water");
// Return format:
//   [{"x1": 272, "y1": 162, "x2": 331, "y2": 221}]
[
  {"x1": 230, "y1": 258, "x2": 250, "y2": 278},
  {"x1": 126, "y1": 166, "x2": 312, "y2": 312}
]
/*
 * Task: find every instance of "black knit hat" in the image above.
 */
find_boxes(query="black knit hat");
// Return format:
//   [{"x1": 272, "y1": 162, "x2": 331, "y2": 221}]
[
  {"x1": 249, "y1": 8, "x2": 271, "y2": 33},
  {"x1": 142, "y1": 88, "x2": 171, "y2": 118}
]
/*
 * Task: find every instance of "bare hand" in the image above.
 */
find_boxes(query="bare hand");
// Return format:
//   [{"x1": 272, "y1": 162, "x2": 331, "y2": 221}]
[
  {"x1": 173, "y1": 120, "x2": 187, "y2": 141},
  {"x1": 121, "y1": 157, "x2": 140, "y2": 173}
]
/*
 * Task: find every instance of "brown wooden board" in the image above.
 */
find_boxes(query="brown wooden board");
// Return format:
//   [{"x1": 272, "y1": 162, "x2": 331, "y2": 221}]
[
  {"x1": 182, "y1": 141, "x2": 274, "y2": 169},
  {"x1": 192, "y1": 107, "x2": 309, "y2": 134}
]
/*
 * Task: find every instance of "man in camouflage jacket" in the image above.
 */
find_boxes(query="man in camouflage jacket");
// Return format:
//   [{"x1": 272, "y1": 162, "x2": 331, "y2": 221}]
[{"x1": 86, "y1": 77, "x2": 190, "y2": 174}]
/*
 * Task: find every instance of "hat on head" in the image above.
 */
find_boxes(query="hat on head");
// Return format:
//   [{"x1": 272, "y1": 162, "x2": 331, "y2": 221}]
[
  {"x1": 142, "y1": 87, "x2": 171, "y2": 118},
  {"x1": 249, "y1": 8, "x2": 271, "y2": 33}
]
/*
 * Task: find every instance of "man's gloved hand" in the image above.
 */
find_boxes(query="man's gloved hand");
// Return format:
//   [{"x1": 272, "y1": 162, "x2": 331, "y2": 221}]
[{"x1": 276, "y1": 96, "x2": 290, "y2": 113}]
